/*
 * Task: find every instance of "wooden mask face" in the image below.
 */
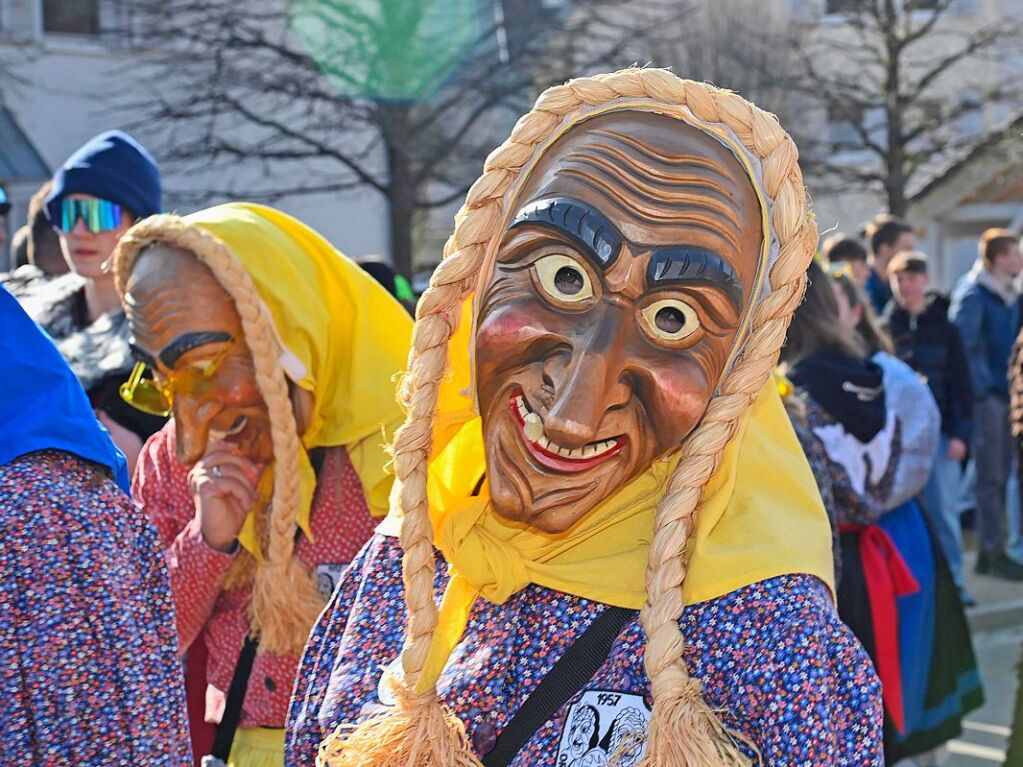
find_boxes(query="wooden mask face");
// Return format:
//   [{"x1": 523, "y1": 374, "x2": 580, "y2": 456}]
[
  {"x1": 475, "y1": 111, "x2": 764, "y2": 533},
  {"x1": 124, "y1": 244, "x2": 274, "y2": 467}
]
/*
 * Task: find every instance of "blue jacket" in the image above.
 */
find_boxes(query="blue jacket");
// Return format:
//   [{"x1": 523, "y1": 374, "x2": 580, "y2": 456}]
[{"x1": 951, "y1": 275, "x2": 1020, "y2": 400}]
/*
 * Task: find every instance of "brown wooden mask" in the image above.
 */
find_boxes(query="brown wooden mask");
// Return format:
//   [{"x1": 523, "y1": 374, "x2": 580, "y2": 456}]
[
  {"x1": 475, "y1": 110, "x2": 765, "y2": 533},
  {"x1": 124, "y1": 243, "x2": 274, "y2": 467}
]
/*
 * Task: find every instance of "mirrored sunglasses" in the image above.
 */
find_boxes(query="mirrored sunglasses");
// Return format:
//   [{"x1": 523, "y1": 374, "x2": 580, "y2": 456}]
[{"x1": 58, "y1": 197, "x2": 124, "y2": 234}]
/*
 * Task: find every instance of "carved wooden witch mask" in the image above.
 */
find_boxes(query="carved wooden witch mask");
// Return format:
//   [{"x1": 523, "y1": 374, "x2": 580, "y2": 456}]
[{"x1": 474, "y1": 110, "x2": 765, "y2": 533}]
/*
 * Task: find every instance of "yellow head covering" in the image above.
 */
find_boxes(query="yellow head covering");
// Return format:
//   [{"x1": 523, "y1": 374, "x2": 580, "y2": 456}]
[
  {"x1": 186, "y1": 203, "x2": 412, "y2": 544},
  {"x1": 114, "y1": 202, "x2": 412, "y2": 655}
]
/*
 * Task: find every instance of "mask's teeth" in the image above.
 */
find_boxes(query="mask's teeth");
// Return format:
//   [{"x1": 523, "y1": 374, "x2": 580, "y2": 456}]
[
  {"x1": 210, "y1": 416, "x2": 247, "y2": 442},
  {"x1": 518, "y1": 392, "x2": 621, "y2": 461},
  {"x1": 523, "y1": 411, "x2": 544, "y2": 442},
  {"x1": 516, "y1": 395, "x2": 529, "y2": 419},
  {"x1": 548, "y1": 437, "x2": 620, "y2": 460}
]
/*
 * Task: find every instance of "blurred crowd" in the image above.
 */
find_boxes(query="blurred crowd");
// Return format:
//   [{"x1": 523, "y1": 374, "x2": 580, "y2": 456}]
[{"x1": 822, "y1": 218, "x2": 1023, "y2": 590}]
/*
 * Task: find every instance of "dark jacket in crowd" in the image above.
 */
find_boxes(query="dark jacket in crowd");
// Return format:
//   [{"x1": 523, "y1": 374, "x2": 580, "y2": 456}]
[
  {"x1": 882, "y1": 293, "x2": 973, "y2": 442},
  {"x1": 865, "y1": 270, "x2": 892, "y2": 316},
  {"x1": 951, "y1": 271, "x2": 1020, "y2": 401}
]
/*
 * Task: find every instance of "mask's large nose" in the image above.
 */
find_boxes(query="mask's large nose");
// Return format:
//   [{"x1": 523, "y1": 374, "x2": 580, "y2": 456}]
[
  {"x1": 174, "y1": 393, "x2": 216, "y2": 465},
  {"x1": 542, "y1": 309, "x2": 632, "y2": 449}
]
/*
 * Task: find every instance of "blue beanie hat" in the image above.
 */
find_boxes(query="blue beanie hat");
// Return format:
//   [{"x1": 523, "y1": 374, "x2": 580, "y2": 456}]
[{"x1": 46, "y1": 130, "x2": 161, "y2": 224}]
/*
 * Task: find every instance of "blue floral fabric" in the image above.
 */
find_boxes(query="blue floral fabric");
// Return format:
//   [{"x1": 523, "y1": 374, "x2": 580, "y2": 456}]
[
  {"x1": 0, "y1": 450, "x2": 191, "y2": 765},
  {"x1": 287, "y1": 534, "x2": 883, "y2": 767}
]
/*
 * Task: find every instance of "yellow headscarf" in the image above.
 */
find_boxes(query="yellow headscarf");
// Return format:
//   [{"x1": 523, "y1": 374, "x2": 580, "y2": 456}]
[
  {"x1": 116, "y1": 202, "x2": 412, "y2": 655},
  {"x1": 379, "y1": 107, "x2": 835, "y2": 694},
  {"x1": 179, "y1": 203, "x2": 412, "y2": 552}
]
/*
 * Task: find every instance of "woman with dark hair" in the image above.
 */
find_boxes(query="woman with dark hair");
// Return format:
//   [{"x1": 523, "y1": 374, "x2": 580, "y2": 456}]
[
  {"x1": 782, "y1": 260, "x2": 982, "y2": 763},
  {"x1": 829, "y1": 264, "x2": 895, "y2": 356},
  {"x1": 1006, "y1": 328, "x2": 1023, "y2": 766}
]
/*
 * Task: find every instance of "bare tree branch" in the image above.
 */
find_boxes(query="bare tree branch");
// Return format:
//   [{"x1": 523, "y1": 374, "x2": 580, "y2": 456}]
[
  {"x1": 775, "y1": 0, "x2": 1023, "y2": 215},
  {"x1": 115, "y1": 0, "x2": 688, "y2": 276}
]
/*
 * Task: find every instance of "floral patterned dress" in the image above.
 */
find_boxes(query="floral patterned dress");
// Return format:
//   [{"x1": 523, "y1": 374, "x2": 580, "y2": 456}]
[
  {"x1": 286, "y1": 534, "x2": 883, "y2": 767},
  {"x1": 0, "y1": 450, "x2": 191, "y2": 765},
  {"x1": 134, "y1": 422, "x2": 379, "y2": 730}
]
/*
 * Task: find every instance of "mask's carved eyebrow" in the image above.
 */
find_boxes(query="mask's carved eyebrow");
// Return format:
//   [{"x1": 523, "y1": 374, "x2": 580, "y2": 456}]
[
  {"x1": 157, "y1": 331, "x2": 234, "y2": 368},
  {"x1": 509, "y1": 197, "x2": 622, "y2": 269},
  {"x1": 648, "y1": 248, "x2": 744, "y2": 310}
]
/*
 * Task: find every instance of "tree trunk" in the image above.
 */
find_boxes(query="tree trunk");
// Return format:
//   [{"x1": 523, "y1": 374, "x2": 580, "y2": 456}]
[
  {"x1": 387, "y1": 173, "x2": 416, "y2": 280},
  {"x1": 380, "y1": 103, "x2": 416, "y2": 279},
  {"x1": 882, "y1": 0, "x2": 907, "y2": 217}
]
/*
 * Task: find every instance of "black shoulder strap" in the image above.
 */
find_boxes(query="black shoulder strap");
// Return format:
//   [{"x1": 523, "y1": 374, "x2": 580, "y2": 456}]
[
  {"x1": 309, "y1": 446, "x2": 328, "y2": 478},
  {"x1": 481, "y1": 606, "x2": 636, "y2": 767},
  {"x1": 209, "y1": 635, "x2": 259, "y2": 761}
]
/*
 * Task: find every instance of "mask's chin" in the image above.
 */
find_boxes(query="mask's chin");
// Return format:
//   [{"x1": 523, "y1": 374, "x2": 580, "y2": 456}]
[{"x1": 482, "y1": 384, "x2": 642, "y2": 534}]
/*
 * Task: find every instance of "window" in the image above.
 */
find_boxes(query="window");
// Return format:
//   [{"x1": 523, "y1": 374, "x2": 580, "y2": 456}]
[
  {"x1": 42, "y1": 0, "x2": 99, "y2": 35},
  {"x1": 828, "y1": 103, "x2": 864, "y2": 148},
  {"x1": 826, "y1": 0, "x2": 864, "y2": 14}
]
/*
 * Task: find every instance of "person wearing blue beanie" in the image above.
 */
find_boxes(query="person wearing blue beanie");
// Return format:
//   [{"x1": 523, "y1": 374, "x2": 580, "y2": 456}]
[
  {"x1": 45, "y1": 130, "x2": 162, "y2": 226},
  {"x1": 8, "y1": 130, "x2": 165, "y2": 473}
]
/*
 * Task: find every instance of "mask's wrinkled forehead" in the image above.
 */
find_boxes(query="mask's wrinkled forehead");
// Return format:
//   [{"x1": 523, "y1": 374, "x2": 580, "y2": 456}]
[{"x1": 470, "y1": 102, "x2": 775, "y2": 379}]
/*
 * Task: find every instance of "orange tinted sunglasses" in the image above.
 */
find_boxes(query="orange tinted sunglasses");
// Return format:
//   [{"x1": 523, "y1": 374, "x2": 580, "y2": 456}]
[{"x1": 120, "y1": 339, "x2": 236, "y2": 417}]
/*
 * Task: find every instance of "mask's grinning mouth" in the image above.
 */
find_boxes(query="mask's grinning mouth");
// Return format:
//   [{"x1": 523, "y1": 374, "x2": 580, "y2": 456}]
[
  {"x1": 208, "y1": 415, "x2": 248, "y2": 443},
  {"x1": 509, "y1": 391, "x2": 625, "y2": 473}
]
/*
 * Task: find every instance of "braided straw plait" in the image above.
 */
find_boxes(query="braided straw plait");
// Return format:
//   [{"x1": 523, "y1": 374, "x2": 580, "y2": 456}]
[
  {"x1": 1010, "y1": 329, "x2": 1023, "y2": 439},
  {"x1": 111, "y1": 217, "x2": 324, "y2": 657},
  {"x1": 318, "y1": 67, "x2": 817, "y2": 767}
]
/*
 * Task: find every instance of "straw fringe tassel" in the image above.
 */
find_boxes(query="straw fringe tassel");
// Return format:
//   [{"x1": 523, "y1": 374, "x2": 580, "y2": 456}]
[
  {"x1": 251, "y1": 555, "x2": 324, "y2": 657},
  {"x1": 317, "y1": 688, "x2": 483, "y2": 767},
  {"x1": 638, "y1": 680, "x2": 755, "y2": 767}
]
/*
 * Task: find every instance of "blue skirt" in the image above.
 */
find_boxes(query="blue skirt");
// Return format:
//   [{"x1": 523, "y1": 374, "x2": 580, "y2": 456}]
[{"x1": 840, "y1": 500, "x2": 983, "y2": 762}]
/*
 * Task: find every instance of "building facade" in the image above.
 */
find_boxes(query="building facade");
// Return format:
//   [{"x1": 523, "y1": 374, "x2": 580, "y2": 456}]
[{"x1": 0, "y1": 0, "x2": 390, "y2": 270}]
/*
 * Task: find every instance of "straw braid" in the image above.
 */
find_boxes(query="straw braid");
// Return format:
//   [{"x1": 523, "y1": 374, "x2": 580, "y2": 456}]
[
  {"x1": 111, "y1": 219, "x2": 323, "y2": 657},
  {"x1": 1010, "y1": 329, "x2": 1023, "y2": 439},
  {"x1": 318, "y1": 67, "x2": 816, "y2": 767}
]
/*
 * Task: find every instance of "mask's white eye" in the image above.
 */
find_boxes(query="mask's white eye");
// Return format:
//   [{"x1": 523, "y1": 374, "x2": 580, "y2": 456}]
[
  {"x1": 533, "y1": 254, "x2": 594, "y2": 303},
  {"x1": 187, "y1": 359, "x2": 219, "y2": 377},
  {"x1": 641, "y1": 299, "x2": 701, "y2": 343}
]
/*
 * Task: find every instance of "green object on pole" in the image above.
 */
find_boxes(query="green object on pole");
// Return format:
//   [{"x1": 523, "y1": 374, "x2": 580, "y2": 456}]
[
  {"x1": 289, "y1": 0, "x2": 483, "y2": 102},
  {"x1": 394, "y1": 273, "x2": 416, "y2": 302}
]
